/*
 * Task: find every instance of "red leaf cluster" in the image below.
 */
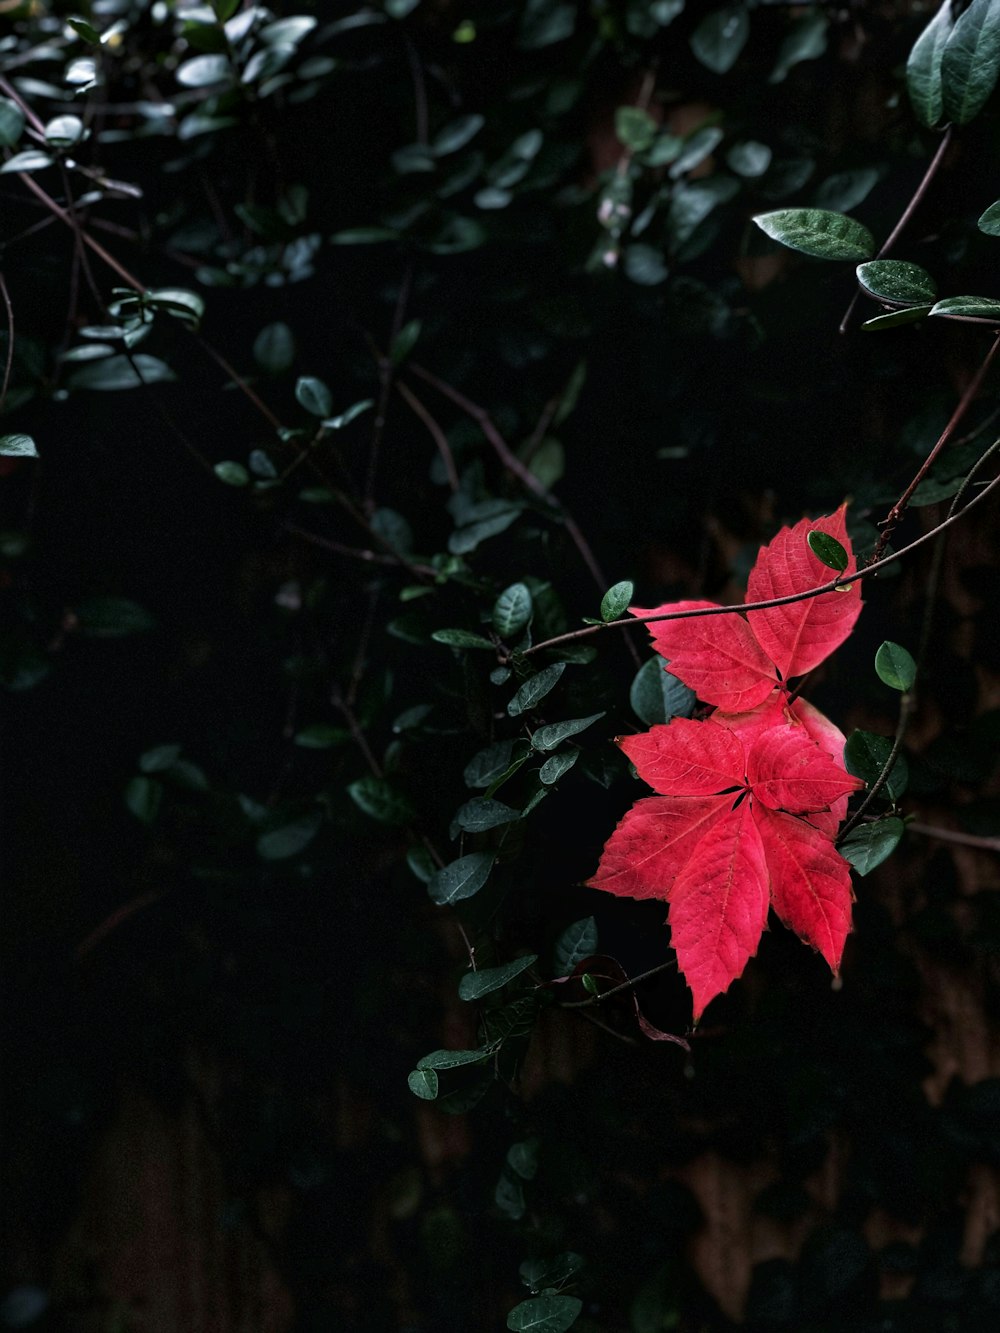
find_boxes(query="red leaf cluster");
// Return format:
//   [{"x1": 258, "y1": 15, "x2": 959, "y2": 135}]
[{"x1": 588, "y1": 508, "x2": 864, "y2": 1021}]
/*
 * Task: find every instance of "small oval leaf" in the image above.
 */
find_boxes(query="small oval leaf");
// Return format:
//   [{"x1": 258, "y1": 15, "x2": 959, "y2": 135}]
[
  {"x1": 839, "y1": 817, "x2": 905, "y2": 875},
  {"x1": 458, "y1": 954, "x2": 537, "y2": 1001},
  {"x1": 807, "y1": 529, "x2": 849, "y2": 572},
  {"x1": 875, "y1": 641, "x2": 917, "y2": 692},
  {"x1": 856, "y1": 259, "x2": 937, "y2": 306},
  {"x1": 600, "y1": 580, "x2": 634, "y2": 622},
  {"x1": 929, "y1": 296, "x2": 1000, "y2": 322},
  {"x1": 753, "y1": 208, "x2": 875, "y2": 261}
]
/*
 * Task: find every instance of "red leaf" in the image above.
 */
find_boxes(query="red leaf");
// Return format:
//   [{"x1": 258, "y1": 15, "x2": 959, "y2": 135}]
[
  {"x1": 746, "y1": 505, "x2": 862, "y2": 679},
  {"x1": 668, "y1": 799, "x2": 770, "y2": 1021},
  {"x1": 619, "y1": 719, "x2": 745, "y2": 796},
  {"x1": 754, "y1": 805, "x2": 854, "y2": 972},
  {"x1": 586, "y1": 793, "x2": 731, "y2": 902},
  {"x1": 634, "y1": 600, "x2": 777, "y2": 711},
  {"x1": 746, "y1": 724, "x2": 863, "y2": 814},
  {"x1": 790, "y1": 698, "x2": 852, "y2": 834}
]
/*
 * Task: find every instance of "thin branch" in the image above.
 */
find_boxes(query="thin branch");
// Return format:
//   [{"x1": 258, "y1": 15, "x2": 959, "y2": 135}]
[
  {"x1": 0, "y1": 272, "x2": 13, "y2": 414},
  {"x1": 907, "y1": 822, "x2": 1000, "y2": 852},
  {"x1": 284, "y1": 521, "x2": 438, "y2": 577},
  {"x1": 195, "y1": 334, "x2": 283, "y2": 430},
  {"x1": 365, "y1": 265, "x2": 413, "y2": 510},
  {"x1": 560, "y1": 958, "x2": 678, "y2": 1009},
  {"x1": 395, "y1": 380, "x2": 460, "y2": 491},
  {"x1": 838, "y1": 695, "x2": 915, "y2": 840}
]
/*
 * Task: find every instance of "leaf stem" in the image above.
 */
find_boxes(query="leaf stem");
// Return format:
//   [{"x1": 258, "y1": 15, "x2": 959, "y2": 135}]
[{"x1": 560, "y1": 958, "x2": 677, "y2": 1008}]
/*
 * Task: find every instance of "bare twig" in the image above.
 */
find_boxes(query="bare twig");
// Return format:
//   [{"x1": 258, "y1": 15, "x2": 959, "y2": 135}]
[
  {"x1": 285, "y1": 521, "x2": 438, "y2": 577},
  {"x1": 907, "y1": 822, "x2": 1000, "y2": 852},
  {"x1": 395, "y1": 380, "x2": 460, "y2": 492},
  {"x1": 560, "y1": 958, "x2": 678, "y2": 1009},
  {"x1": 0, "y1": 272, "x2": 13, "y2": 413}
]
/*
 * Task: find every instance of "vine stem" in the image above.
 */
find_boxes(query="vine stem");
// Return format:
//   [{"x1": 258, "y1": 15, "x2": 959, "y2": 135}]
[
  {"x1": 907, "y1": 823, "x2": 1000, "y2": 852},
  {"x1": 518, "y1": 468, "x2": 1000, "y2": 659},
  {"x1": 560, "y1": 958, "x2": 677, "y2": 1009},
  {"x1": 395, "y1": 381, "x2": 460, "y2": 492},
  {"x1": 839, "y1": 126, "x2": 952, "y2": 335},
  {"x1": 0, "y1": 272, "x2": 13, "y2": 413}
]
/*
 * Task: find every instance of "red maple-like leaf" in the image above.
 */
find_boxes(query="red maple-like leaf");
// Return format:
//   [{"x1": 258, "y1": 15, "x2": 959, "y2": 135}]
[{"x1": 588, "y1": 509, "x2": 864, "y2": 1021}]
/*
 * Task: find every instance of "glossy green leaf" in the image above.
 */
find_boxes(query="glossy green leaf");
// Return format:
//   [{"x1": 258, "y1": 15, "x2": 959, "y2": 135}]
[
  {"x1": 907, "y1": 0, "x2": 954, "y2": 127},
  {"x1": 464, "y1": 740, "x2": 516, "y2": 788},
  {"x1": 856, "y1": 260, "x2": 937, "y2": 306},
  {"x1": 0, "y1": 150, "x2": 54, "y2": 174},
  {"x1": 176, "y1": 54, "x2": 232, "y2": 87},
  {"x1": 600, "y1": 580, "x2": 633, "y2": 622},
  {"x1": 807, "y1": 530, "x2": 849, "y2": 572},
  {"x1": 0, "y1": 434, "x2": 37, "y2": 458},
  {"x1": 145, "y1": 288, "x2": 204, "y2": 327},
  {"x1": 322, "y1": 399, "x2": 373, "y2": 430},
  {"x1": 0, "y1": 98, "x2": 25, "y2": 148},
  {"x1": 432, "y1": 113, "x2": 484, "y2": 155},
  {"x1": 531, "y1": 712, "x2": 605, "y2": 752},
  {"x1": 493, "y1": 583, "x2": 533, "y2": 638},
  {"x1": 44, "y1": 115, "x2": 84, "y2": 148},
  {"x1": 295, "y1": 375, "x2": 333, "y2": 417},
  {"x1": 253, "y1": 321, "x2": 295, "y2": 374},
  {"x1": 431, "y1": 628, "x2": 495, "y2": 650},
  {"x1": 861, "y1": 304, "x2": 933, "y2": 331},
  {"x1": 428, "y1": 852, "x2": 493, "y2": 905},
  {"x1": 520, "y1": 1253, "x2": 585, "y2": 1295},
  {"x1": 458, "y1": 954, "x2": 537, "y2": 1001},
  {"x1": 770, "y1": 12, "x2": 827, "y2": 84},
  {"x1": 507, "y1": 662, "x2": 566, "y2": 717},
  {"x1": 507, "y1": 1294, "x2": 583, "y2": 1333},
  {"x1": 929, "y1": 296, "x2": 1000, "y2": 322},
  {"x1": 553, "y1": 918, "x2": 597, "y2": 974},
  {"x1": 690, "y1": 6, "x2": 749, "y2": 75},
  {"x1": 941, "y1": 0, "x2": 1000, "y2": 125},
  {"x1": 67, "y1": 355, "x2": 176, "y2": 391},
  {"x1": 452, "y1": 797, "x2": 520, "y2": 832},
  {"x1": 407, "y1": 1068, "x2": 439, "y2": 1099},
  {"x1": 416, "y1": 1044, "x2": 497, "y2": 1071},
  {"x1": 753, "y1": 208, "x2": 874, "y2": 261},
  {"x1": 978, "y1": 200, "x2": 1000, "y2": 235},
  {"x1": 615, "y1": 106, "x2": 657, "y2": 153},
  {"x1": 844, "y1": 730, "x2": 909, "y2": 802},
  {"x1": 539, "y1": 751, "x2": 578, "y2": 784},
  {"x1": 875, "y1": 641, "x2": 917, "y2": 691},
  {"x1": 348, "y1": 776, "x2": 415, "y2": 825},
  {"x1": 629, "y1": 657, "x2": 696, "y2": 726},
  {"x1": 256, "y1": 810, "x2": 322, "y2": 859},
  {"x1": 839, "y1": 817, "x2": 905, "y2": 875}
]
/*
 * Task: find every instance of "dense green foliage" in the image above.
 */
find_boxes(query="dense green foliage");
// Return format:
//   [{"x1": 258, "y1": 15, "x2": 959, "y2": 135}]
[{"x1": 3, "y1": 1, "x2": 1000, "y2": 1329}]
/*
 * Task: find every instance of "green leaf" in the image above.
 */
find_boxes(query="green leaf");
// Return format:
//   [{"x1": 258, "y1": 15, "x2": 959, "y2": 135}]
[
  {"x1": 727, "y1": 140, "x2": 772, "y2": 178},
  {"x1": 807, "y1": 530, "x2": 849, "y2": 572},
  {"x1": 614, "y1": 106, "x2": 657, "y2": 153},
  {"x1": 322, "y1": 399, "x2": 374, "y2": 430},
  {"x1": 856, "y1": 260, "x2": 937, "y2": 306},
  {"x1": 256, "y1": 810, "x2": 322, "y2": 860},
  {"x1": 139, "y1": 743, "x2": 182, "y2": 774},
  {"x1": 390, "y1": 318, "x2": 422, "y2": 365},
  {"x1": 407, "y1": 844, "x2": 436, "y2": 883},
  {"x1": 348, "y1": 776, "x2": 415, "y2": 824},
  {"x1": 978, "y1": 201, "x2": 1000, "y2": 235},
  {"x1": 431, "y1": 628, "x2": 495, "y2": 650},
  {"x1": 839, "y1": 817, "x2": 905, "y2": 875},
  {"x1": 465, "y1": 741, "x2": 516, "y2": 788},
  {"x1": 214, "y1": 461, "x2": 249, "y2": 486},
  {"x1": 145, "y1": 288, "x2": 204, "y2": 328},
  {"x1": 0, "y1": 98, "x2": 25, "y2": 148},
  {"x1": 861, "y1": 304, "x2": 934, "y2": 331},
  {"x1": 295, "y1": 375, "x2": 333, "y2": 417},
  {"x1": 459, "y1": 954, "x2": 537, "y2": 1000},
  {"x1": 507, "y1": 1138, "x2": 539, "y2": 1180},
  {"x1": 629, "y1": 657, "x2": 696, "y2": 726},
  {"x1": 0, "y1": 150, "x2": 54, "y2": 174},
  {"x1": 553, "y1": 917, "x2": 597, "y2": 974},
  {"x1": 753, "y1": 209, "x2": 875, "y2": 261},
  {"x1": 539, "y1": 751, "x2": 579, "y2": 785},
  {"x1": 769, "y1": 12, "x2": 827, "y2": 84},
  {"x1": 67, "y1": 354, "x2": 176, "y2": 391},
  {"x1": 600, "y1": 580, "x2": 633, "y2": 622},
  {"x1": 690, "y1": 6, "x2": 749, "y2": 75},
  {"x1": 0, "y1": 434, "x2": 37, "y2": 458},
  {"x1": 520, "y1": 1253, "x2": 585, "y2": 1295},
  {"x1": 407, "y1": 1068, "x2": 439, "y2": 1099},
  {"x1": 294, "y1": 724, "x2": 349, "y2": 748},
  {"x1": 531, "y1": 712, "x2": 605, "y2": 752},
  {"x1": 929, "y1": 296, "x2": 1000, "y2": 322},
  {"x1": 67, "y1": 15, "x2": 101, "y2": 43},
  {"x1": 452, "y1": 797, "x2": 520, "y2": 832},
  {"x1": 844, "y1": 730, "x2": 909, "y2": 802},
  {"x1": 941, "y1": 0, "x2": 1000, "y2": 125},
  {"x1": 875, "y1": 641, "x2": 917, "y2": 692},
  {"x1": 125, "y1": 775, "x2": 163, "y2": 824},
  {"x1": 432, "y1": 113, "x2": 484, "y2": 156},
  {"x1": 417, "y1": 1045, "x2": 497, "y2": 1071},
  {"x1": 370, "y1": 507, "x2": 413, "y2": 554},
  {"x1": 176, "y1": 54, "x2": 232, "y2": 87},
  {"x1": 508, "y1": 663, "x2": 566, "y2": 717},
  {"x1": 907, "y1": 0, "x2": 954, "y2": 127},
  {"x1": 428, "y1": 852, "x2": 494, "y2": 905},
  {"x1": 669, "y1": 126, "x2": 724, "y2": 179},
  {"x1": 493, "y1": 583, "x2": 533, "y2": 638},
  {"x1": 253, "y1": 321, "x2": 295, "y2": 374},
  {"x1": 44, "y1": 115, "x2": 85, "y2": 148},
  {"x1": 507, "y1": 1294, "x2": 583, "y2": 1333},
  {"x1": 75, "y1": 597, "x2": 156, "y2": 637}
]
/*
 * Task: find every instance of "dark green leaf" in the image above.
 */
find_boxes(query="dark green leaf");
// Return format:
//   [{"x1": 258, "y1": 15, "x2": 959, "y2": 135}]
[
  {"x1": 727, "y1": 140, "x2": 772, "y2": 178},
  {"x1": 875, "y1": 641, "x2": 917, "y2": 692},
  {"x1": 629, "y1": 657, "x2": 696, "y2": 726},
  {"x1": 844, "y1": 730, "x2": 909, "y2": 802},
  {"x1": 145, "y1": 288, "x2": 204, "y2": 327},
  {"x1": 295, "y1": 375, "x2": 333, "y2": 417},
  {"x1": 256, "y1": 810, "x2": 322, "y2": 860},
  {"x1": 44, "y1": 115, "x2": 85, "y2": 148},
  {"x1": 176, "y1": 54, "x2": 232, "y2": 87},
  {"x1": 507, "y1": 1138, "x2": 539, "y2": 1180},
  {"x1": 371, "y1": 507, "x2": 413, "y2": 554},
  {"x1": 508, "y1": 663, "x2": 566, "y2": 717},
  {"x1": 253, "y1": 321, "x2": 295, "y2": 374},
  {"x1": 125, "y1": 776, "x2": 162, "y2": 824},
  {"x1": 753, "y1": 209, "x2": 874, "y2": 261},
  {"x1": 839, "y1": 818, "x2": 905, "y2": 875},
  {"x1": 0, "y1": 98, "x2": 25, "y2": 148},
  {"x1": 408, "y1": 1068, "x2": 439, "y2": 1099},
  {"x1": 807, "y1": 530, "x2": 849, "y2": 572},
  {"x1": 615, "y1": 106, "x2": 657, "y2": 153},
  {"x1": 465, "y1": 741, "x2": 515, "y2": 788},
  {"x1": 507, "y1": 1294, "x2": 583, "y2": 1333},
  {"x1": 493, "y1": 583, "x2": 533, "y2": 638},
  {"x1": 553, "y1": 918, "x2": 597, "y2": 974},
  {"x1": 458, "y1": 954, "x2": 537, "y2": 1001},
  {"x1": 428, "y1": 852, "x2": 493, "y2": 905},
  {"x1": 348, "y1": 775, "x2": 415, "y2": 824},
  {"x1": 449, "y1": 505, "x2": 522, "y2": 554},
  {"x1": 600, "y1": 580, "x2": 633, "y2": 622},
  {"x1": 432, "y1": 114, "x2": 484, "y2": 156},
  {"x1": 770, "y1": 12, "x2": 827, "y2": 84},
  {"x1": 0, "y1": 150, "x2": 54, "y2": 174},
  {"x1": 856, "y1": 260, "x2": 937, "y2": 306},
  {"x1": 67, "y1": 16, "x2": 101, "y2": 43},
  {"x1": 67, "y1": 355, "x2": 176, "y2": 391},
  {"x1": 669, "y1": 126, "x2": 724, "y2": 179},
  {"x1": 407, "y1": 844, "x2": 436, "y2": 883},
  {"x1": 139, "y1": 743, "x2": 182, "y2": 774},
  {"x1": 519, "y1": 1253, "x2": 585, "y2": 1294},
  {"x1": 690, "y1": 6, "x2": 749, "y2": 75},
  {"x1": 294, "y1": 724, "x2": 349, "y2": 748},
  {"x1": 390, "y1": 319, "x2": 422, "y2": 365},
  {"x1": 929, "y1": 296, "x2": 1000, "y2": 321},
  {"x1": 495, "y1": 1168, "x2": 526, "y2": 1220},
  {"x1": 941, "y1": 0, "x2": 1000, "y2": 125},
  {"x1": 452, "y1": 797, "x2": 520, "y2": 832},
  {"x1": 979, "y1": 200, "x2": 1000, "y2": 235},
  {"x1": 539, "y1": 751, "x2": 578, "y2": 784},
  {"x1": 531, "y1": 712, "x2": 605, "y2": 752},
  {"x1": 623, "y1": 244, "x2": 669, "y2": 286},
  {"x1": 322, "y1": 399, "x2": 374, "y2": 429},
  {"x1": 214, "y1": 461, "x2": 249, "y2": 486},
  {"x1": 0, "y1": 434, "x2": 37, "y2": 458},
  {"x1": 75, "y1": 597, "x2": 156, "y2": 637},
  {"x1": 861, "y1": 304, "x2": 933, "y2": 331},
  {"x1": 417, "y1": 1044, "x2": 497, "y2": 1071},
  {"x1": 907, "y1": 0, "x2": 954, "y2": 127},
  {"x1": 431, "y1": 628, "x2": 495, "y2": 649}
]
